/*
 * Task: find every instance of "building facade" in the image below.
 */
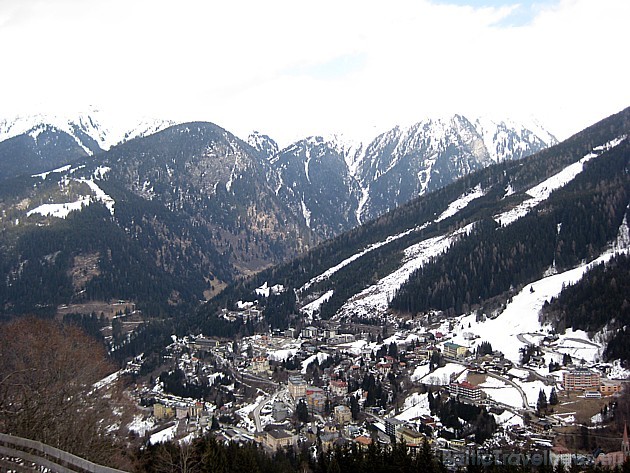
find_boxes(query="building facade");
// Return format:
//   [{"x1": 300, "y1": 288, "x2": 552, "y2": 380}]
[{"x1": 562, "y1": 369, "x2": 601, "y2": 391}]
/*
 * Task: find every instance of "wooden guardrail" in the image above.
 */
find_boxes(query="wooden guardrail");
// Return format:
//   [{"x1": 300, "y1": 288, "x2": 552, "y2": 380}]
[{"x1": 0, "y1": 433, "x2": 128, "y2": 473}]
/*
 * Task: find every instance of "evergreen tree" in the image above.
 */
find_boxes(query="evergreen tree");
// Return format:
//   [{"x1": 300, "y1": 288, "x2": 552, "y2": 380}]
[{"x1": 537, "y1": 389, "x2": 548, "y2": 414}]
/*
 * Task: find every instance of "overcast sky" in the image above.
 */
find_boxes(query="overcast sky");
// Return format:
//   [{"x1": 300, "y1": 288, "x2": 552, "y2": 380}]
[{"x1": 1, "y1": 0, "x2": 628, "y2": 146}]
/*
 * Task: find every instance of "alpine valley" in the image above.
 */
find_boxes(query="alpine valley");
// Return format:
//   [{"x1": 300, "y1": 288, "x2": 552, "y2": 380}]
[
  {"x1": 0, "y1": 109, "x2": 555, "y2": 317},
  {"x1": 2, "y1": 105, "x2": 630, "y2": 471}
]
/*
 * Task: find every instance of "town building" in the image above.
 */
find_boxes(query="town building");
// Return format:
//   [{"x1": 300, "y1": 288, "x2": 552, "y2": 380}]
[
  {"x1": 449, "y1": 381, "x2": 482, "y2": 401},
  {"x1": 385, "y1": 417, "x2": 405, "y2": 437},
  {"x1": 306, "y1": 386, "x2": 326, "y2": 414},
  {"x1": 251, "y1": 356, "x2": 270, "y2": 375},
  {"x1": 329, "y1": 379, "x2": 348, "y2": 397},
  {"x1": 301, "y1": 326, "x2": 319, "y2": 339},
  {"x1": 334, "y1": 405, "x2": 352, "y2": 425},
  {"x1": 562, "y1": 369, "x2": 601, "y2": 391},
  {"x1": 443, "y1": 342, "x2": 468, "y2": 359},
  {"x1": 288, "y1": 376, "x2": 307, "y2": 400},
  {"x1": 192, "y1": 337, "x2": 220, "y2": 352},
  {"x1": 265, "y1": 429, "x2": 297, "y2": 450},
  {"x1": 600, "y1": 380, "x2": 623, "y2": 396},
  {"x1": 397, "y1": 426, "x2": 425, "y2": 447},
  {"x1": 153, "y1": 403, "x2": 175, "y2": 420}
]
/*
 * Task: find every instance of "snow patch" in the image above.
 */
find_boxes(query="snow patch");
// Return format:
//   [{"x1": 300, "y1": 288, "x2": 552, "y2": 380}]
[{"x1": 495, "y1": 136, "x2": 626, "y2": 226}]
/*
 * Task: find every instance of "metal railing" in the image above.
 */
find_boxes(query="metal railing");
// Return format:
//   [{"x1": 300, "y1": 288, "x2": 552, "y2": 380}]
[{"x1": 0, "y1": 433, "x2": 127, "y2": 473}]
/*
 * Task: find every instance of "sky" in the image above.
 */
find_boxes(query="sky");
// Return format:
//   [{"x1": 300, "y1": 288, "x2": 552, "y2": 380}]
[{"x1": 0, "y1": 0, "x2": 628, "y2": 146}]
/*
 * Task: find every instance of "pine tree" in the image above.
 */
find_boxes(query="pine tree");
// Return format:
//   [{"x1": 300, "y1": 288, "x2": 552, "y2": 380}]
[{"x1": 537, "y1": 389, "x2": 548, "y2": 414}]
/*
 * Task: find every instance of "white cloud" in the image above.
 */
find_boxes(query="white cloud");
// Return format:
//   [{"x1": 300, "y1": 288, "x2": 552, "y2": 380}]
[{"x1": 0, "y1": 0, "x2": 628, "y2": 146}]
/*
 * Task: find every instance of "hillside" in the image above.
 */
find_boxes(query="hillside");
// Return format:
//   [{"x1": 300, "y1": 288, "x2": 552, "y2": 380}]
[{"x1": 192, "y1": 106, "x2": 630, "y2": 360}]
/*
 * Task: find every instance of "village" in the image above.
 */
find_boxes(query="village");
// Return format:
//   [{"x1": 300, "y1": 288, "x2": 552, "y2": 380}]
[{"x1": 118, "y1": 301, "x2": 630, "y2": 470}]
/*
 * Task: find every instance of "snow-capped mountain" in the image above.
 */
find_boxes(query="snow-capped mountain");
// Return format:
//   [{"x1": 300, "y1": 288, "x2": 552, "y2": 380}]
[
  {"x1": 247, "y1": 131, "x2": 279, "y2": 161},
  {"x1": 213, "y1": 107, "x2": 630, "y2": 362},
  {"x1": 0, "y1": 107, "x2": 176, "y2": 152},
  {"x1": 269, "y1": 115, "x2": 557, "y2": 233},
  {"x1": 353, "y1": 114, "x2": 557, "y2": 222},
  {"x1": 0, "y1": 108, "x2": 175, "y2": 179}
]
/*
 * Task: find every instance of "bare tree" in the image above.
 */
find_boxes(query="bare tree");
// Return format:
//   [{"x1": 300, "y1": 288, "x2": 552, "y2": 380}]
[
  {"x1": 0, "y1": 317, "x2": 120, "y2": 465},
  {"x1": 154, "y1": 441, "x2": 200, "y2": 473}
]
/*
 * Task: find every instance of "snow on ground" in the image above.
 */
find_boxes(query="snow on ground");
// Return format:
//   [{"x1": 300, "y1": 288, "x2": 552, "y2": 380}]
[
  {"x1": 336, "y1": 339, "x2": 380, "y2": 356},
  {"x1": 395, "y1": 392, "x2": 430, "y2": 421},
  {"x1": 255, "y1": 282, "x2": 285, "y2": 297},
  {"x1": 607, "y1": 361, "x2": 630, "y2": 379},
  {"x1": 420, "y1": 363, "x2": 466, "y2": 385},
  {"x1": 78, "y1": 178, "x2": 115, "y2": 214},
  {"x1": 591, "y1": 413, "x2": 604, "y2": 424},
  {"x1": 26, "y1": 177, "x2": 116, "y2": 218},
  {"x1": 208, "y1": 372, "x2": 225, "y2": 385},
  {"x1": 301, "y1": 352, "x2": 330, "y2": 374},
  {"x1": 435, "y1": 184, "x2": 485, "y2": 222},
  {"x1": 149, "y1": 424, "x2": 177, "y2": 445},
  {"x1": 299, "y1": 225, "x2": 424, "y2": 293},
  {"x1": 474, "y1": 375, "x2": 527, "y2": 409},
  {"x1": 494, "y1": 136, "x2": 626, "y2": 227},
  {"x1": 336, "y1": 225, "x2": 473, "y2": 320},
  {"x1": 267, "y1": 347, "x2": 299, "y2": 361},
  {"x1": 236, "y1": 395, "x2": 265, "y2": 432},
  {"x1": 493, "y1": 410, "x2": 524, "y2": 427},
  {"x1": 554, "y1": 329, "x2": 602, "y2": 364},
  {"x1": 384, "y1": 332, "x2": 421, "y2": 346},
  {"x1": 451, "y1": 243, "x2": 628, "y2": 365},
  {"x1": 410, "y1": 363, "x2": 431, "y2": 382},
  {"x1": 301, "y1": 290, "x2": 333, "y2": 317},
  {"x1": 520, "y1": 380, "x2": 551, "y2": 408},
  {"x1": 483, "y1": 384, "x2": 523, "y2": 409},
  {"x1": 507, "y1": 368, "x2": 530, "y2": 380},
  {"x1": 478, "y1": 376, "x2": 506, "y2": 389},
  {"x1": 555, "y1": 413, "x2": 576, "y2": 424},
  {"x1": 27, "y1": 198, "x2": 91, "y2": 219},
  {"x1": 92, "y1": 370, "x2": 121, "y2": 391},
  {"x1": 32, "y1": 164, "x2": 72, "y2": 179},
  {"x1": 128, "y1": 415, "x2": 156, "y2": 436}
]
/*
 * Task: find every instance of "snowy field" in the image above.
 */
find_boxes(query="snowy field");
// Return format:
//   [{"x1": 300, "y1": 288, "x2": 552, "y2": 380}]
[{"x1": 395, "y1": 392, "x2": 430, "y2": 421}]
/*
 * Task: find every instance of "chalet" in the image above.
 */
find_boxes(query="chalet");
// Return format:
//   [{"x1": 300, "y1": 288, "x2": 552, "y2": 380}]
[{"x1": 354, "y1": 435, "x2": 373, "y2": 449}]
